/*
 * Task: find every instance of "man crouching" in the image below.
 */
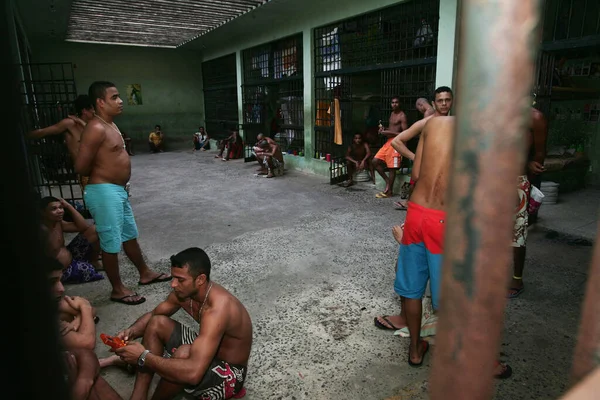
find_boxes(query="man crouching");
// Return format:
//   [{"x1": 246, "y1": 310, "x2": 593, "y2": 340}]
[{"x1": 113, "y1": 247, "x2": 252, "y2": 400}]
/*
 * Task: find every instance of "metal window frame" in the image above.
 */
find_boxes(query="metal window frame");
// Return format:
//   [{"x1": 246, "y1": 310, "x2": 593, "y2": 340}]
[{"x1": 241, "y1": 34, "x2": 305, "y2": 160}]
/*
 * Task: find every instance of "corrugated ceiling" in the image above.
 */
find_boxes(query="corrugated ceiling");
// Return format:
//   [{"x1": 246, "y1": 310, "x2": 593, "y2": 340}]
[{"x1": 66, "y1": 0, "x2": 269, "y2": 48}]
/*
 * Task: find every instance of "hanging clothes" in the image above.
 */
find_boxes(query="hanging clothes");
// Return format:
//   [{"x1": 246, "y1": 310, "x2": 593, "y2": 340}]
[{"x1": 334, "y1": 98, "x2": 343, "y2": 145}]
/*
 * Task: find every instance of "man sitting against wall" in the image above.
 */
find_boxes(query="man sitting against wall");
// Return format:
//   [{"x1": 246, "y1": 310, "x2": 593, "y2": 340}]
[
  {"x1": 148, "y1": 124, "x2": 165, "y2": 153},
  {"x1": 215, "y1": 129, "x2": 244, "y2": 161}
]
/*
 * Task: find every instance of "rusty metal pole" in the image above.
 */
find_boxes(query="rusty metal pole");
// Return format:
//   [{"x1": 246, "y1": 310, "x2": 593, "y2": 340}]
[
  {"x1": 429, "y1": 1, "x2": 542, "y2": 400},
  {"x1": 570, "y1": 220, "x2": 600, "y2": 385}
]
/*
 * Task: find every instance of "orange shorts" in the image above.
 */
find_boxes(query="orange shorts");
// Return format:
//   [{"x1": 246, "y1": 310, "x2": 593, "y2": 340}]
[{"x1": 374, "y1": 138, "x2": 402, "y2": 169}]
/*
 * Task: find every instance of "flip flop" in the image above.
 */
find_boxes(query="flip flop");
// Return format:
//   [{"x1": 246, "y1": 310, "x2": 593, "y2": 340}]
[
  {"x1": 376, "y1": 192, "x2": 391, "y2": 198},
  {"x1": 394, "y1": 201, "x2": 408, "y2": 210},
  {"x1": 374, "y1": 316, "x2": 401, "y2": 330},
  {"x1": 110, "y1": 294, "x2": 146, "y2": 305},
  {"x1": 494, "y1": 361, "x2": 513, "y2": 379},
  {"x1": 408, "y1": 340, "x2": 430, "y2": 367},
  {"x1": 138, "y1": 273, "x2": 172, "y2": 286},
  {"x1": 507, "y1": 286, "x2": 524, "y2": 299}
]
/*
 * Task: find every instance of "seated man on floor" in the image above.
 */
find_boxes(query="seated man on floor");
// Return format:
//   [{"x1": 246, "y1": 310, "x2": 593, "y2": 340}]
[
  {"x1": 104, "y1": 247, "x2": 252, "y2": 400},
  {"x1": 342, "y1": 133, "x2": 373, "y2": 187},
  {"x1": 252, "y1": 133, "x2": 276, "y2": 173},
  {"x1": 46, "y1": 257, "x2": 122, "y2": 400},
  {"x1": 253, "y1": 138, "x2": 284, "y2": 178},
  {"x1": 216, "y1": 129, "x2": 244, "y2": 161},
  {"x1": 40, "y1": 196, "x2": 104, "y2": 284},
  {"x1": 149, "y1": 125, "x2": 165, "y2": 153},
  {"x1": 193, "y1": 126, "x2": 210, "y2": 152}
]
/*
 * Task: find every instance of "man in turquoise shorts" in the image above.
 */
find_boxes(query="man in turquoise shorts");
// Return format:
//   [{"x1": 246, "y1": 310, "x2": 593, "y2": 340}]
[{"x1": 75, "y1": 81, "x2": 170, "y2": 305}]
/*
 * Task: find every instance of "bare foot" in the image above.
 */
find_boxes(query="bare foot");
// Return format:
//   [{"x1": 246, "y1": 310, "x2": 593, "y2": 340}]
[
  {"x1": 91, "y1": 260, "x2": 104, "y2": 271},
  {"x1": 99, "y1": 354, "x2": 122, "y2": 369},
  {"x1": 409, "y1": 340, "x2": 429, "y2": 365},
  {"x1": 266, "y1": 172, "x2": 274, "y2": 178},
  {"x1": 392, "y1": 225, "x2": 404, "y2": 244}
]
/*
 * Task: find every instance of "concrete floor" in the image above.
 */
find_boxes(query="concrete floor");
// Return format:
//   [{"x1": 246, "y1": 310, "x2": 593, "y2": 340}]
[{"x1": 64, "y1": 149, "x2": 595, "y2": 400}]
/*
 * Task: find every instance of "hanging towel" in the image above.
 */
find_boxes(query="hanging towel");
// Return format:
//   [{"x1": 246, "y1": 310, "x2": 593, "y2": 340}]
[{"x1": 334, "y1": 98, "x2": 343, "y2": 145}]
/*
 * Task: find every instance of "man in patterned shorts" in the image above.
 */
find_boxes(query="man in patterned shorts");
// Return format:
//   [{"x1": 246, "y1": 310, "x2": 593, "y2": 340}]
[{"x1": 113, "y1": 247, "x2": 253, "y2": 400}]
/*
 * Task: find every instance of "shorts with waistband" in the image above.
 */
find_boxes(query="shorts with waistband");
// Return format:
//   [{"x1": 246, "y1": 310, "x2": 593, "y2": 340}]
[
  {"x1": 83, "y1": 183, "x2": 139, "y2": 254},
  {"x1": 512, "y1": 175, "x2": 531, "y2": 247},
  {"x1": 394, "y1": 201, "x2": 446, "y2": 310},
  {"x1": 165, "y1": 322, "x2": 247, "y2": 400},
  {"x1": 374, "y1": 137, "x2": 402, "y2": 169}
]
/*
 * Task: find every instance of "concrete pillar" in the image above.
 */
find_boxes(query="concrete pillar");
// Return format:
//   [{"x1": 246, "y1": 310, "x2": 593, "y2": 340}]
[
  {"x1": 435, "y1": 0, "x2": 460, "y2": 90},
  {"x1": 235, "y1": 50, "x2": 244, "y2": 139},
  {"x1": 302, "y1": 28, "x2": 314, "y2": 159}
]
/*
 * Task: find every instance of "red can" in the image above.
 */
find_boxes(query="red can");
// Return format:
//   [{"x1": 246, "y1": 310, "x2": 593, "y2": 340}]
[{"x1": 326, "y1": 153, "x2": 331, "y2": 162}]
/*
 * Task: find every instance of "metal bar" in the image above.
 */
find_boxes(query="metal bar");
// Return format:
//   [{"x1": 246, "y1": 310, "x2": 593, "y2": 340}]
[
  {"x1": 553, "y1": 0, "x2": 562, "y2": 41},
  {"x1": 566, "y1": 0, "x2": 574, "y2": 39},
  {"x1": 314, "y1": 57, "x2": 437, "y2": 78},
  {"x1": 540, "y1": 34, "x2": 600, "y2": 50},
  {"x1": 428, "y1": 1, "x2": 541, "y2": 399},
  {"x1": 570, "y1": 220, "x2": 600, "y2": 385},
  {"x1": 581, "y1": 0, "x2": 589, "y2": 37}
]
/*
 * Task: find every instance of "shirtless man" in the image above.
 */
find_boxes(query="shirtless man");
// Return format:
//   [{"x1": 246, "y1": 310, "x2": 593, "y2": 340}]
[
  {"x1": 392, "y1": 97, "x2": 440, "y2": 210},
  {"x1": 342, "y1": 133, "x2": 373, "y2": 187},
  {"x1": 373, "y1": 96, "x2": 408, "y2": 198},
  {"x1": 507, "y1": 107, "x2": 548, "y2": 298},
  {"x1": 415, "y1": 97, "x2": 435, "y2": 117},
  {"x1": 46, "y1": 257, "x2": 122, "y2": 400},
  {"x1": 75, "y1": 81, "x2": 170, "y2": 305},
  {"x1": 28, "y1": 95, "x2": 95, "y2": 189},
  {"x1": 253, "y1": 133, "x2": 277, "y2": 174},
  {"x1": 254, "y1": 138, "x2": 284, "y2": 178},
  {"x1": 376, "y1": 116, "x2": 512, "y2": 378},
  {"x1": 40, "y1": 196, "x2": 104, "y2": 284},
  {"x1": 216, "y1": 130, "x2": 244, "y2": 161},
  {"x1": 110, "y1": 247, "x2": 252, "y2": 400},
  {"x1": 393, "y1": 95, "x2": 447, "y2": 210}
]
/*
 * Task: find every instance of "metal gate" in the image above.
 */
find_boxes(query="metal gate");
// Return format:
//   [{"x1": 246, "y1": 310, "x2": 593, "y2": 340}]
[
  {"x1": 20, "y1": 63, "x2": 86, "y2": 212},
  {"x1": 533, "y1": 51, "x2": 555, "y2": 116},
  {"x1": 241, "y1": 34, "x2": 304, "y2": 162},
  {"x1": 202, "y1": 54, "x2": 239, "y2": 141},
  {"x1": 314, "y1": 0, "x2": 440, "y2": 184}
]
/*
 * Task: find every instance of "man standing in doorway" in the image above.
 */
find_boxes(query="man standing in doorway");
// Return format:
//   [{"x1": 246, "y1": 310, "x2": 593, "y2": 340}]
[
  {"x1": 508, "y1": 106, "x2": 548, "y2": 298},
  {"x1": 75, "y1": 81, "x2": 170, "y2": 305},
  {"x1": 373, "y1": 96, "x2": 408, "y2": 198}
]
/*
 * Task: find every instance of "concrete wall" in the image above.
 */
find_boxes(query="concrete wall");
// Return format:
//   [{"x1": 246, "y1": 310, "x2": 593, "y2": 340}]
[{"x1": 31, "y1": 42, "x2": 204, "y2": 140}]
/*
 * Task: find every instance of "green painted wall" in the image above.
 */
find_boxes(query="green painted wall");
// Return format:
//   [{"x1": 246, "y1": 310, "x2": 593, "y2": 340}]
[{"x1": 31, "y1": 41, "x2": 204, "y2": 140}]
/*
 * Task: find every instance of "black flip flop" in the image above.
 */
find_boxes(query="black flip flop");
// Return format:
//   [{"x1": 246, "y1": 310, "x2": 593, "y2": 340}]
[
  {"x1": 408, "y1": 340, "x2": 430, "y2": 367},
  {"x1": 138, "y1": 273, "x2": 172, "y2": 286},
  {"x1": 495, "y1": 362, "x2": 513, "y2": 379},
  {"x1": 374, "y1": 316, "x2": 401, "y2": 331},
  {"x1": 110, "y1": 294, "x2": 146, "y2": 305}
]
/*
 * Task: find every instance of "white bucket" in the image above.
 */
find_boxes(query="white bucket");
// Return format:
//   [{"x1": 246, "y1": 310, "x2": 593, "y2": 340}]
[{"x1": 541, "y1": 181, "x2": 559, "y2": 204}]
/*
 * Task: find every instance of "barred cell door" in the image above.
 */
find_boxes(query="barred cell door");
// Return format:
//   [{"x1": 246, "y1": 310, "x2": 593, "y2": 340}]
[
  {"x1": 202, "y1": 54, "x2": 239, "y2": 143},
  {"x1": 20, "y1": 63, "x2": 88, "y2": 214},
  {"x1": 533, "y1": 51, "x2": 555, "y2": 116}
]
